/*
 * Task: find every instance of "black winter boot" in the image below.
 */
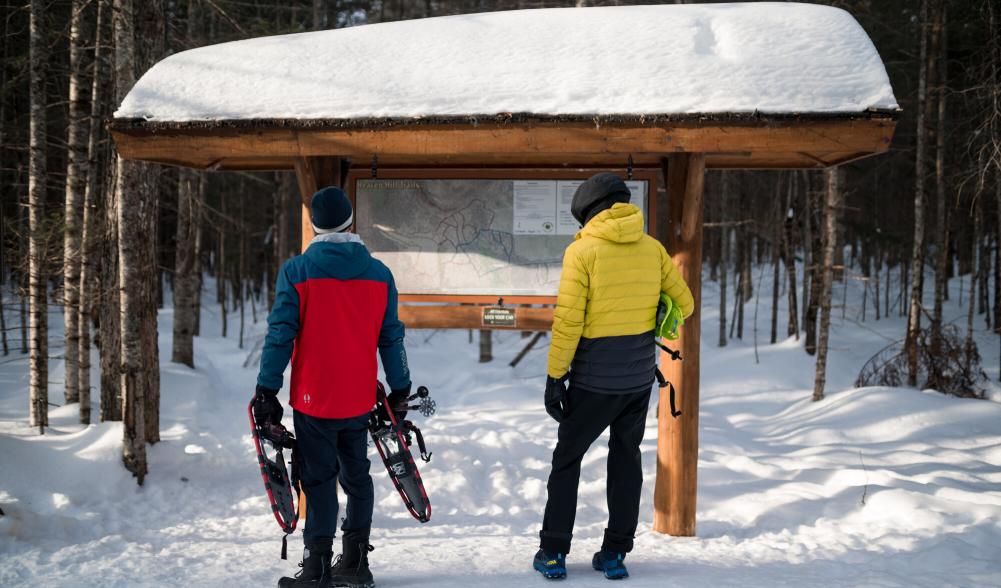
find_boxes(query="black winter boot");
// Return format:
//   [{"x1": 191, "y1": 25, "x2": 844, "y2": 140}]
[
  {"x1": 329, "y1": 528, "x2": 375, "y2": 588},
  {"x1": 278, "y1": 539, "x2": 333, "y2": 588}
]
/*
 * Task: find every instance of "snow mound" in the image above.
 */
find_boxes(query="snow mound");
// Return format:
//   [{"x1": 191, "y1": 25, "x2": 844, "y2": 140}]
[{"x1": 115, "y1": 3, "x2": 898, "y2": 122}]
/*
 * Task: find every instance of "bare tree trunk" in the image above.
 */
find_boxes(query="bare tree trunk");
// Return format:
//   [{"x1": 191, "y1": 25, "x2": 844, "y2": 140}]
[
  {"x1": 0, "y1": 288, "x2": 7, "y2": 356},
  {"x1": 479, "y1": 329, "x2": 492, "y2": 363},
  {"x1": 238, "y1": 191, "x2": 246, "y2": 350},
  {"x1": 967, "y1": 171, "x2": 984, "y2": 362},
  {"x1": 78, "y1": 0, "x2": 106, "y2": 425},
  {"x1": 313, "y1": 0, "x2": 324, "y2": 29},
  {"x1": 116, "y1": 0, "x2": 147, "y2": 482},
  {"x1": 931, "y1": 4, "x2": 948, "y2": 354},
  {"x1": 874, "y1": 250, "x2": 882, "y2": 321},
  {"x1": 770, "y1": 178, "x2": 782, "y2": 344},
  {"x1": 62, "y1": 0, "x2": 89, "y2": 405},
  {"x1": 172, "y1": 169, "x2": 199, "y2": 367},
  {"x1": 885, "y1": 257, "x2": 891, "y2": 320},
  {"x1": 100, "y1": 154, "x2": 122, "y2": 422},
  {"x1": 28, "y1": 0, "x2": 49, "y2": 433},
  {"x1": 193, "y1": 174, "x2": 204, "y2": 337},
  {"x1": 116, "y1": 0, "x2": 165, "y2": 481},
  {"x1": 907, "y1": 0, "x2": 935, "y2": 386},
  {"x1": 20, "y1": 291, "x2": 28, "y2": 355},
  {"x1": 139, "y1": 0, "x2": 164, "y2": 447},
  {"x1": 784, "y1": 173, "x2": 799, "y2": 339},
  {"x1": 805, "y1": 174, "x2": 823, "y2": 355},
  {"x1": 814, "y1": 168, "x2": 842, "y2": 402},
  {"x1": 218, "y1": 196, "x2": 228, "y2": 338},
  {"x1": 801, "y1": 171, "x2": 812, "y2": 334},
  {"x1": 736, "y1": 227, "x2": 747, "y2": 339},
  {"x1": 718, "y1": 232, "x2": 728, "y2": 347}
]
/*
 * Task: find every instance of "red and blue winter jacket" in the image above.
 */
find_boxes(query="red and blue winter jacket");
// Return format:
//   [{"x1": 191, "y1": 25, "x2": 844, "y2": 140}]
[{"x1": 257, "y1": 233, "x2": 410, "y2": 420}]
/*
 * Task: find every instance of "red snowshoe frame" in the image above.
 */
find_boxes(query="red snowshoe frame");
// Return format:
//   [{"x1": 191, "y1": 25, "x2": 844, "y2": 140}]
[
  {"x1": 248, "y1": 399, "x2": 300, "y2": 557},
  {"x1": 369, "y1": 382, "x2": 433, "y2": 523}
]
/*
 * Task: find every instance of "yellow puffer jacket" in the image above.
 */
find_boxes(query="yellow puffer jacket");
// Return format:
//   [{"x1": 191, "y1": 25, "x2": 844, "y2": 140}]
[{"x1": 547, "y1": 203, "x2": 694, "y2": 388}]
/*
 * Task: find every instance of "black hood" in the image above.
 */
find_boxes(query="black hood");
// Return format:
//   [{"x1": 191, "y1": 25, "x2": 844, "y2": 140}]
[{"x1": 571, "y1": 173, "x2": 632, "y2": 226}]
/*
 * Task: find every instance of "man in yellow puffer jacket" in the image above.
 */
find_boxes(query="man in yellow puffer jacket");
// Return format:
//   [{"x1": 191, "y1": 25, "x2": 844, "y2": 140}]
[{"x1": 533, "y1": 173, "x2": 694, "y2": 581}]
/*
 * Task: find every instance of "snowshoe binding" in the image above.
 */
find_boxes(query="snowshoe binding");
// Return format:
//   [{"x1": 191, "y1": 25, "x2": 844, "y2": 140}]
[
  {"x1": 248, "y1": 397, "x2": 301, "y2": 559},
  {"x1": 368, "y1": 382, "x2": 434, "y2": 523}
]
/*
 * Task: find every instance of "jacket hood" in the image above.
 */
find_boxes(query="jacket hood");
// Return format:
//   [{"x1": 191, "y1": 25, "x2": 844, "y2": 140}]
[
  {"x1": 577, "y1": 203, "x2": 644, "y2": 244},
  {"x1": 303, "y1": 233, "x2": 372, "y2": 279}
]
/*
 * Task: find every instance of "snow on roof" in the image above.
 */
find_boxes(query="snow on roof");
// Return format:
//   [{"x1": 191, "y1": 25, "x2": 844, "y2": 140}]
[{"x1": 114, "y1": 3, "x2": 898, "y2": 124}]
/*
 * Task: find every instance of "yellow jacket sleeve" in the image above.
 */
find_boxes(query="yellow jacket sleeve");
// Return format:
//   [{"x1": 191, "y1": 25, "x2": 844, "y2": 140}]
[
  {"x1": 547, "y1": 247, "x2": 589, "y2": 378},
  {"x1": 661, "y1": 248, "x2": 695, "y2": 319}
]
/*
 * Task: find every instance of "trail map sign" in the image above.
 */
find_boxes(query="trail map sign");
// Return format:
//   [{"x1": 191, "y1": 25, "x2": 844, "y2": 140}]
[{"x1": 354, "y1": 176, "x2": 649, "y2": 297}]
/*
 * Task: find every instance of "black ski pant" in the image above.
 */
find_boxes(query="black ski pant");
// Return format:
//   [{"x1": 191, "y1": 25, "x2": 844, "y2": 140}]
[
  {"x1": 293, "y1": 410, "x2": 374, "y2": 544},
  {"x1": 540, "y1": 387, "x2": 650, "y2": 555}
]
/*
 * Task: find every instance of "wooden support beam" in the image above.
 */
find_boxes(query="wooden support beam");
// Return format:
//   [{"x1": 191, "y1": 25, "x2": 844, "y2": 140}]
[
  {"x1": 654, "y1": 153, "x2": 705, "y2": 537},
  {"x1": 293, "y1": 156, "x2": 342, "y2": 252},
  {"x1": 110, "y1": 118, "x2": 896, "y2": 171}
]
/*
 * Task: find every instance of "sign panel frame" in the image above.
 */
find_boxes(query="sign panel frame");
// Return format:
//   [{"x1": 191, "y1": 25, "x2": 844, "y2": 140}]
[{"x1": 346, "y1": 167, "x2": 659, "y2": 305}]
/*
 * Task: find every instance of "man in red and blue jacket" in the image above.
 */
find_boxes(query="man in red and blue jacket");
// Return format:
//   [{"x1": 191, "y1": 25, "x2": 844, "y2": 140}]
[{"x1": 254, "y1": 186, "x2": 410, "y2": 588}]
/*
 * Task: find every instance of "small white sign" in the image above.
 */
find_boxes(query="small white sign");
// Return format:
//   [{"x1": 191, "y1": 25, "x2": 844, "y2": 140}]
[{"x1": 513, "y1": 181, "x2": 557, "y2": 235}]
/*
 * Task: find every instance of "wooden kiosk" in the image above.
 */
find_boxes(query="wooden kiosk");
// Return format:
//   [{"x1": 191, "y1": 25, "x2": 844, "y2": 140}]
[{"x1": 110, "y1": 5, "x2": 898, "y2": 536}]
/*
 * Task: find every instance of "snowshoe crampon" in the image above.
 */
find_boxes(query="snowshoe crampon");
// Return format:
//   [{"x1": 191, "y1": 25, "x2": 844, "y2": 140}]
[
  {"x1": 369, "y1": 382, "x2": 434, "y2": 523},
  {"x1": 248, "y1": 398, "x2": 301, "y2": 557}
]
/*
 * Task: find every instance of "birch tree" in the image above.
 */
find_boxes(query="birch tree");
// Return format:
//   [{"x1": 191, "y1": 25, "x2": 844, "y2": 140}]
[
  {"x1": 814, "y1": 168, "x2": 842, "y2": 402},
  {"x1": 907, "y1": 0, "x2": 936, "y2": 386},
  {"x1": 115, "y1": 0, "x2": 165, "y2": 482},
  {"x1": 28, "y1": 0, "x2": 49, "y2": 433},
  {"x1": 63, "y1": 0, "x2": 89, "y2": 406},
  {"x1": 78, "y1": 0, "x2": 107, "y2": 424},
  {"x1": 172, "y1": 169, "x2": 200, "y2": 367}
]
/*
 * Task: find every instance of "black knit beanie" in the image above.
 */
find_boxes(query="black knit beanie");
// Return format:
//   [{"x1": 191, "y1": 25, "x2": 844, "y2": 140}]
[
  {"x1": 310, "y1": 186, "x2": 354, "y2": 233},
  {"x1": 570, "y1": 173, "x2": 632, "y2": 226}
]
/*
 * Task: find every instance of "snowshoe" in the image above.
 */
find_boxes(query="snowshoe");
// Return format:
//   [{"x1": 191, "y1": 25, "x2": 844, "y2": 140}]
[
  {"x1": 248, "y1": 396, "x2": 301, "y2": 558},
  {"x1": 533, "y1": 550, "x2": 567, "y2": 580},
  {"x1": 592, "y1": 551, "x2": 629, "y2": 580},
  {"x1": 368, "y1": 382, "x2": 434, "y2": 523}
]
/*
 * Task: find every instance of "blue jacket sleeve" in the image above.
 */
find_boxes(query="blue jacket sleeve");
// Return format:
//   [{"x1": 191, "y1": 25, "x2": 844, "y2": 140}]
[
  {"x1": 257, "y1": 261, "x2": 300, "y2": 391},
  {"x1": 378, "y1": 270, "x2": 411, "y2": 391}
]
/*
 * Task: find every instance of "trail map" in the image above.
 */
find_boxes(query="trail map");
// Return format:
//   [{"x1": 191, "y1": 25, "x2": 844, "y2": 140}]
[{"x1": 355, "y1": 178, "x2": 647, "y2": 296}]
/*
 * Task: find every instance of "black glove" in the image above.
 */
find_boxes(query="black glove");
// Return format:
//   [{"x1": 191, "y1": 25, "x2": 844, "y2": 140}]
[
  {"x1": 253, "y1": 385, "x2": 283, "y2": 426},
  {"x1": 381, "y1": 384, "x2": 411, "y2": 422},
  {"x1": 545, "y1": 376, "x2": 568, "y2": 423}
]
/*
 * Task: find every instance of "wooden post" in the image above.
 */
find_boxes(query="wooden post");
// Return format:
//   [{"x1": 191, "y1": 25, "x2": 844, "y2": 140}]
[
  {"x1": 654, "y1": 153, "x2": 705, "y2": 536},
  {"x1": 293, "y1": 156, "x2": 342, "y2": 252},
  {"x1": 290, "y1": 156, "x2": 341, "y2": 517}
]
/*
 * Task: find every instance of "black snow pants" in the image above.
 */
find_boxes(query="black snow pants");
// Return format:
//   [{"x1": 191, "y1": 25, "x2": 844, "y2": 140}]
[
  {"x1": 540, "y1": 386, "x2": 650, "y2": 555},
  {"x1": 293, "y1": 410, "x2": 374, "y2": 544}
]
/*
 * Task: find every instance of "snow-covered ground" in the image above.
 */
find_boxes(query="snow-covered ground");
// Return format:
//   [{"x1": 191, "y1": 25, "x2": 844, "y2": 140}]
[{"x1": 1, "y1": 269, "x2": 999, "y2": 588}]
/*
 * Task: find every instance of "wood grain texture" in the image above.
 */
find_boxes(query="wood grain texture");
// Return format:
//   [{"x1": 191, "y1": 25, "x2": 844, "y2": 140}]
[
  {"x1": 653, "y1": 153, "x2": 705, "y2": 537},
  {"x1": 110, "y1": 119, "x2": 895, "y2": 171}
]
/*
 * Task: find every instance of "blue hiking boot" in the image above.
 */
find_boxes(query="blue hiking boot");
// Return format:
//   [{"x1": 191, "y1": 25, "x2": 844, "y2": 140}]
[
  {"x1": 533, "y1": 550, "x2": 567, "y2": 580},
  {"x1": 592, "y1": 550, "x2": 629, "y2": 580}
]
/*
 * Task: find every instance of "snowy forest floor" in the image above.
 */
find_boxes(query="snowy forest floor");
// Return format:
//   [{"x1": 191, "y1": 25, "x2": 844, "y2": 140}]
[{"x1": 1, "y1": 269, "x2": 1000, "y2": 587}]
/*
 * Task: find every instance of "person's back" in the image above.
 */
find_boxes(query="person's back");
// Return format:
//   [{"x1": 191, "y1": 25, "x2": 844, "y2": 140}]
[
  {"x1": 535, "y1": 173, "x2": 694, "y2": 582},
  {"x1": 550, "y1": 202, "x2": 694, "y2": 395},
  {"x1": 262, "y1": 231, "x2": 408, "y2": 419},
  {"x1": 253, "y1": 186, "x2": 411, "y2": 588}
]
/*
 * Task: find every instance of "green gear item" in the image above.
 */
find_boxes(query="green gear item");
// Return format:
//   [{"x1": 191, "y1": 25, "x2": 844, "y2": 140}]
[{"x1": 655, "y1": 293, "x2": 684, "y2": 341}]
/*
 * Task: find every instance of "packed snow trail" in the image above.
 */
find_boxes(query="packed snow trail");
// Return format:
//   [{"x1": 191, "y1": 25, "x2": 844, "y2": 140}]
[{"x1": 1, "y1": 274, "x2": 1000, "y2": 587}]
